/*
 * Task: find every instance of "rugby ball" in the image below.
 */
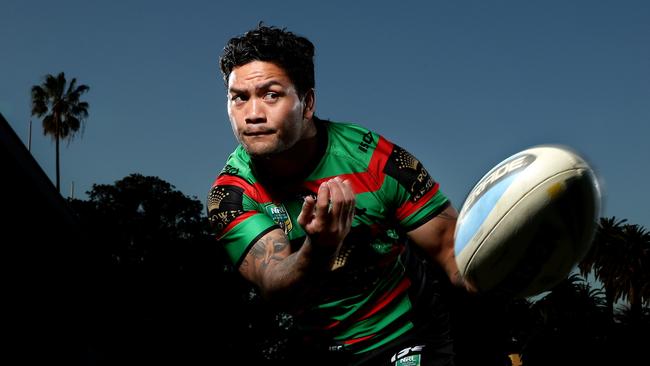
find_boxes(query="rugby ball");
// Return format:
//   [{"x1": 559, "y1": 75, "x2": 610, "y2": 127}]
[{"x1": 454, "y1": 145, "x2": 601, "y2": 298}]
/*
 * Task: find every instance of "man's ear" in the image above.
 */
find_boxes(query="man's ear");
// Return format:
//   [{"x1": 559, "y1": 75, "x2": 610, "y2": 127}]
[{"x1": 302, "y1": 89, "x2": 315, "y2": 120}]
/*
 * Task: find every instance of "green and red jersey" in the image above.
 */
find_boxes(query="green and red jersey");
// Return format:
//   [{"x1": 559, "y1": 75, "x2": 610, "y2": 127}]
[{"x1": 207, "y1": 119, "x2": 449, "y2": 354}]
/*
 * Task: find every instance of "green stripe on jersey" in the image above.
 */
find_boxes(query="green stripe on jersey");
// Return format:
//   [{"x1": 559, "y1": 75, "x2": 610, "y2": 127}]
[
  {"x1": 222, "y1": 213, "x2": 276, "y2": 264},
  {"x1": 357, "y1": 321, "x2": 414, "y2": 354},
  {"x1": 334, "y1": 295, "x2": 414, "y2": 354},
  {"x1": 222, "y1": 146, "x2": 257, "y2": 183},
  {"x1": 402, "y1": 192, "x2": 448, "y2": 228},
  {"x1": 316, "y1": 264, "x2": 403, "y2": 321},
  {"x1": 306, "y1": 122, "x2": 379, "y2": 180}
]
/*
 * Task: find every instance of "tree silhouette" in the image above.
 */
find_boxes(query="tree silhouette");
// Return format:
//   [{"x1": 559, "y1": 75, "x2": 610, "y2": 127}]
[
  {"x1": 579, "y1": 216, "x2": 627, "y2": 318},
  {"x1": 519, "y1": 216, "x2": 650, "y2": 366},
  {"x1": 69, "y1": 174, "x2": 242, "y2": 364},
  {"x1": 68, "y1": 173, "x2": 300, "y2": 364},
  {"x1": 579, "y1": 217, "x2": 650, "y2": 321},
  {"x1": 30, "y1": 72, "x2": 89, "y2": 192},
  {"x1": 521, "y1": 274, "x2": 610, "y2": 366},
  {"x1": 615, "y1": 223, "x2": 650, "y2": 320}
]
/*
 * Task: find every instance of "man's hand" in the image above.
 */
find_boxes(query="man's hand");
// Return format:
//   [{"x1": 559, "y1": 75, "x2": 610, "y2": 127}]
[{"x1": 297, "y1": 177, "x2": 356, "y2": 267}]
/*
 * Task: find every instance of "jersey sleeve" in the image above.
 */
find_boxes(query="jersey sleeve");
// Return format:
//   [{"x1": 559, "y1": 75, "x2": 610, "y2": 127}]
[
  {"x1": 207, "y1": 175, "x2": 278, "y2": 267},
  {"x1": 380, "y1": 142, "x2": 450, "y2": 231}
]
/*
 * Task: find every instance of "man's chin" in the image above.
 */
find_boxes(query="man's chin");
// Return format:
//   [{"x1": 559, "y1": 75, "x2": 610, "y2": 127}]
[{"x1": 243, "y1": 145, "x2": 276, "y2": 159}]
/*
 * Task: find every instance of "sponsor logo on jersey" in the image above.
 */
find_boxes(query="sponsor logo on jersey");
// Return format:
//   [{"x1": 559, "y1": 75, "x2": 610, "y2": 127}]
[
  {"x1": 358, "y1": 130, "x2": 374, "y2": 153},
  {"x1": 207, "y1": 185, "x2": 244, "y2": 231},
  {"x1": 220, "y1": 164, "x2": 239, "y2": 176},
  {"x1": 265, "y1": 203, "x2": 293, "y2": 234},
  {"x1": 391, "y1": 345, "x2": 425, "y2": 365},
  {"x1": 385, "y1": 145, "x2": 435, "y2": 202}
]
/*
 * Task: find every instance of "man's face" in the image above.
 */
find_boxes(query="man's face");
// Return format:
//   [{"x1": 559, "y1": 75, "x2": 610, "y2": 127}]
[{"x1": 227, "y1": 60, "x2": 311, "y2": 158}]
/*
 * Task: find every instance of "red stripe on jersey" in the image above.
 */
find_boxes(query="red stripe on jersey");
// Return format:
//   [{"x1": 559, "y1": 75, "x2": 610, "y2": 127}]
[
  {"x1": 251, "y1": 182, "x2": 274, "y2": 202},
  {"x1": 323, "y1": 275, "x2": 411, "y2": 330},
  {"x1": 357, "y1": 277, "x2": 411, "y2": 322},
  {"x1": 368, "y1": 136, "x2": 394, "y2": 181},
  {"x1": 343, "y1": 334, "x2": 375, "y2": 346},
  {"x1": 214, "y1": 174, "x2": 247, "y2": 188},
  {"x1": 304, "y1": 136, "x2": 394, "y2": 194},
  {"x1": 324, "y1": 320, "x2": 340, "y2": 330},
  {"x1": 395, "y1": 182, "x2": 440, "y2": 221},
  {"x1": 220, "y1": 211, "x2": 256, "y2": 238},
  {"x1": 214, "y1": 175, "x2": 273, "y2": 203}
]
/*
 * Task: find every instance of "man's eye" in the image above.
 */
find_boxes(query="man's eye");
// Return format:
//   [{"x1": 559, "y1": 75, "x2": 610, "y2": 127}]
[
  {"x1": 231, "y1": 95, "x2": 246, "y2": 103},
  {"x1": 264, "y1": 92, "x2": 279, "y2": 101}
]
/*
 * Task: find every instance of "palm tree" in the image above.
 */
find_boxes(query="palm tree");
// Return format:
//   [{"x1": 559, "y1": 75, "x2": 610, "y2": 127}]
[
  {"x1": 580, "y1": 217, "x2": 650, "y2": 321},
  {"x1": 30, "y1": 72, "x2": 90, "y2": 193},
  {"x1": 614, "y1": 223, "x2": 650, "y2": 320},
  {"x1": 579, "y1": 216, "x2": 627, "y2": 318},
  {"x1": 522, "y1": 274, "x2": 609, "y2": 366}
]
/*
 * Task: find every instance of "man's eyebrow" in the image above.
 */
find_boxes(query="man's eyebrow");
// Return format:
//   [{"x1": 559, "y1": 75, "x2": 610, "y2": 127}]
[{"x1": 228, "y1": 80, "x2": 284, "y2": 94}]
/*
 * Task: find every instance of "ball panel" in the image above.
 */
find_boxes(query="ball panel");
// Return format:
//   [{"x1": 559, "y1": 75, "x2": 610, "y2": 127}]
[{"x1": 454, "y1": 171, "x2": 520, "y2": 256}]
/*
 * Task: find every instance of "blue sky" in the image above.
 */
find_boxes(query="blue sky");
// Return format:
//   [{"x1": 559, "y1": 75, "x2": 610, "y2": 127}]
[{"x1": 1, "y1": 0, "x2": 648, "y2": 227}]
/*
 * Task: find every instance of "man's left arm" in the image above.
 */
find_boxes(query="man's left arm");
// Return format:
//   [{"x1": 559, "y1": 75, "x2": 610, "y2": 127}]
[{"x1": 407, "y1": 205, "x2": 475, "y2": 292}]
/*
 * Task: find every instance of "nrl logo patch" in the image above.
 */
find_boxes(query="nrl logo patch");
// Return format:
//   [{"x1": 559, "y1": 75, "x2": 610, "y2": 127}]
[{"x1": 265, "y1": 204, "x2": 293, "y2": 234}]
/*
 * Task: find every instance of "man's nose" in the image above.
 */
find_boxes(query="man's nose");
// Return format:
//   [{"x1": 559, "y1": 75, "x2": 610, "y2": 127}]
[{"x1": 245, "y1": 98, "x2": 265, "y2": 124}]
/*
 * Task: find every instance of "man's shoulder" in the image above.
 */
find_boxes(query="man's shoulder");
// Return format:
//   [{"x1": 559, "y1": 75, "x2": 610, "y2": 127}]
[
  {"x1": 326, "y1": 119, "x2": 377, "y2": 138},
  {"x1": 324, "y1": 119, "x2": 386, "y2": 157},
  {"x1": 212, "y1": 146, "x2": 255, "y2": 187}
]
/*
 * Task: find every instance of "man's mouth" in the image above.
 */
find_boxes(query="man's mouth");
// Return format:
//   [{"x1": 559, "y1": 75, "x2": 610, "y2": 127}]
[{"x1": 244, "y1": 129, "x2": 275, "y2": 136}]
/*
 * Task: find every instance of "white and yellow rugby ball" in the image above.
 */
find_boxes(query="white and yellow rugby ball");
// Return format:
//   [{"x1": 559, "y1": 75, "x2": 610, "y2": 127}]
[{"x1": 454, "y1": 145, "x2": 601, "y2": 298}]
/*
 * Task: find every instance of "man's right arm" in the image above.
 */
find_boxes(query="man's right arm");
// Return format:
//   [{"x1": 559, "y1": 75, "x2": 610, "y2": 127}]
[
  {"x1": 237, "y1": 177, "x2": 356, "y2": 306},
  {"x1": 238, "y1": 228, "x2": 309, "y2": 304}
]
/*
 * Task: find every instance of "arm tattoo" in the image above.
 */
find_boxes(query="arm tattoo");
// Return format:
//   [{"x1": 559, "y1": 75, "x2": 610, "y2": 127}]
[{"x1": 250, "y1": 234, "x2": 290, "y2": 270}]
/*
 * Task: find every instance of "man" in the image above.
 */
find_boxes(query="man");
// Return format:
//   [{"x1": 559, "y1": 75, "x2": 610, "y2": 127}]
[{"x1": 208, "y1": 24, "x2": 472, "y2": 366}]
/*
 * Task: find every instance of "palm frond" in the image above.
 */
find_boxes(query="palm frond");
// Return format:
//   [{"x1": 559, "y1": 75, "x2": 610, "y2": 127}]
[
  {"x1": 75, "y1": 84, "x2": 90, "y2": 94},
  {"x1": 30, "y1": 85, "x2": 49, "y2": 116},
  {"x1": 63, "y1": 115, "x2": 81, "y2": 142},
  {"x1": 66, "y1": 77, "x2": 77, "y2": 96},
  {"x1": 56, "y1": 72, "x2": 66, "y2": 98},
  {"x1": 44, "y1": 73, "x2": 62, "y2": 100},
  {"x1": 71, "y1": 103, "x2": 89, "y2": 120},
  {"x1": 42, "y1": 114, "x2": 57, "y2": 137}
]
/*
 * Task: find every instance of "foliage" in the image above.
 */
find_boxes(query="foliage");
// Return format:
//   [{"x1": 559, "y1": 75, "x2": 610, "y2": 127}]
[
  {"x1": 30, "y1": 72, "x2": 90, "y2": 192},
  {"x1": 579, "y1": 217, "x2": 650, "y2": 320},
  {"x1": 69, "y1": 174, "x2": 246, "y2": 364},
  {"x1": 520, "y1": 274, "x2": 611, "y2": 366}
]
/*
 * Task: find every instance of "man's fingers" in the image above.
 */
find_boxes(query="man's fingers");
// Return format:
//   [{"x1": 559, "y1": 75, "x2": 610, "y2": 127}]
[
  {"x1": 297, "y1": 196, "x2": 316, "y2": 227},
  {"x1": 328, "y1": 178, "x2": 344, "y2": 219},
  {"x1": 342, "y1": 179, "x2": 356, "y2": 221},
  {"x1": 315, "y1": 181, "x2": 330, "y2": 222},
  {"x1": 306, "y1": 177, "x2": 356, "y2": 233}
]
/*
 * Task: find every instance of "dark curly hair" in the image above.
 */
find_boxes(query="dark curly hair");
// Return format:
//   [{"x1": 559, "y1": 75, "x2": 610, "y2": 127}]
[{"x1": 219, "y1": 24, "x2": 315, "y2": 99}]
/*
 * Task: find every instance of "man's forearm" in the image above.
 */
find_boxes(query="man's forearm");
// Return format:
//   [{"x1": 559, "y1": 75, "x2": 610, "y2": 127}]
[{"x1": 246, "y1": 233, "x2": 333, "y2": 308}]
